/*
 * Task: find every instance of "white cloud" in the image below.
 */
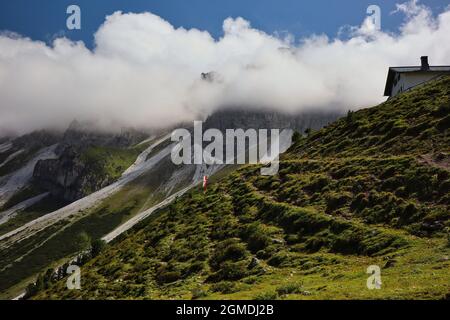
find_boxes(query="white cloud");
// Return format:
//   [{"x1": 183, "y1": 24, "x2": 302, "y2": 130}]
[{"x1": 1, "y1": 1, "x2": 450, "y2": 134}]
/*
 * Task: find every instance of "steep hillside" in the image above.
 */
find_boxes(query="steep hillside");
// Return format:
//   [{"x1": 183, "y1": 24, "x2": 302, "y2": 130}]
[
  {"x1": 0, "y1": 108, "x2": 313, "y2": 299},
  {"x1": 29, "y1": 78, "x2": 450, "y2": 299},
  {"x1": 289, "y1": 79, "x2": 449, "y2": 158},
  {"x1": 0, "y1": 128, "x2": 154, "y2": 240}
]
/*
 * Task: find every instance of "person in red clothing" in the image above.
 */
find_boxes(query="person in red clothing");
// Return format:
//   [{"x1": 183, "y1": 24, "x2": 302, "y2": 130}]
[{"x1": 203, "y1": 175, "x2": 208, "y2": 192}]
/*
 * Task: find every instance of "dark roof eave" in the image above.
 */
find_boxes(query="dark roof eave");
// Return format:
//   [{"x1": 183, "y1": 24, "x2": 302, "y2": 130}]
[{"x1": 383, "y1": 66, "x2": 450, "y2": 96}]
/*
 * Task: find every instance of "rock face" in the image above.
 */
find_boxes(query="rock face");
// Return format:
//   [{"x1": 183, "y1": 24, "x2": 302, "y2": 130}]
[
  {"x1": 29, "y1": 109, "x2": 340, "y2": 203},
  {"x1": 61, "y1": 120, "x2": 148, "y2": 149},
  {"x1": 203, "y1": 108, "x2": 342, "y2": 133},
  {"x1": 12, "y1": 130, "x2": 61, "y2": 150},
  {"x1": 32, "y1": 123, "x2": 149, "y2": 202},
  {"x1": 33, "y1": 146, "x2": 110, "y2": 202}
]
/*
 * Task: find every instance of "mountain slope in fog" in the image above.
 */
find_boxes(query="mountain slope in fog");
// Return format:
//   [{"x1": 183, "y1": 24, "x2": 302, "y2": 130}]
[{"x1": 32, "y1": 77, "x2": 450, "y2": 300}]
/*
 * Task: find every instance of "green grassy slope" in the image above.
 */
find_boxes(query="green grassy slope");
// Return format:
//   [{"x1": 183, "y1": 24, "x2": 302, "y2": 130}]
[
  {"x1": 0, "y1": 194, "x2": 68, "y2": 237},
  {"x1": 34, "y1": 77, "x2": 450, "y2": 300},
  {"x1": 71, "y1": 143, "x2": 154, "y2": 196}
]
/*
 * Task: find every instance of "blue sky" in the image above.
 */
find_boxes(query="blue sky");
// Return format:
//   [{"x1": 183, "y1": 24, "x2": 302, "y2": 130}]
[
  {"x1": 1, "y1": 0, "x2": 450, "y2": 133},
  {"x1": 0, "y1": 0, "x2": 448, "y2": 48}
]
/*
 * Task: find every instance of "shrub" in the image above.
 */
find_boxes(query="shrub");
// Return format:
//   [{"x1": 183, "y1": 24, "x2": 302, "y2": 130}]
[
  {"x1": 256, "y1": 245, "x2": 277, "y2": 259},
  {"x1": 383, "y1": 120, "x2": 407, "y2": 141},
  {"x1": 253, "y1": 291, "x2": 279, "y2": 300},
  {"x1": 305, "y1": 236, "x2": 327, "y2": 252},
  {"x1": 208, "y1": 261, "x2": 248, "y2": 282},
  {"x1": 330, "y1": 229, "x2": 363, "y2": 254},
  {"x1": 210, "y1": 281, "x2": 238, "y2": 294},
  {"x1": 253, "y1": 176, "x2": 277, "y2": 191},
  {"x1": 380, "y1": 165, "x2": 398, "y2": 179},
  {"x1": 209, "y1": 239, "x2": 248, "y2": 270},
  {"x1": 242, "y1": 276, "x2": 260, "y2": 284},
  {"x1": 292, "y1": 131, "x2": 303, "y2": 144},
  {"x1": 210, "y1": 217, "x2": 239, "y2": 240},
  {"x1": 156, "y1": 265, "x2": 182, "y2": 284},
  {"x1": 242, "y1": 223, "x2": 271, "y2": 252},
  {"x1": 267, "y1": 252, "x2": 289, "y2": 267},
  {"x1": 325, "y1": 192, "x2": 351, "y2": 212},
  {"x1": 431, "y1": 103, "x2": 450, "y2": 117},
  {"x1": 220, "y1": 261, "x2": 248, "y2": 281},
  {"x1": 187, "y1": 261, "x2": 204, "y2": 275},
  {"x1": 276, "y1": 282, "x2": 304, "y2": 296},
  {"x1": 157, "y1": 270, "x2": 181, "y2": 284},
  {"x1": 439, "y1": 180, "x2": 450, "y2": 196},
  {"x1": 381, "y1": 176, "x2": 404, "y2": 192},
  {"x1": 91, "y1": 239, "x2": 107, "y2": 257},
  {"x1": 303, "y1": 175, "x2": 330, "y2": 193},
  {"x1": 75, "y1": 231, "x2": 91, "y2": 251},
  {"x1": 191, "y1": 286, "x2": 208, "y2": 300},
  {"x1": 133, "y1": 260, "x2": 149, "y2": 273},
  {"x1": 436, "y1": 115, "x2": 450, "y2": 131},
  {"x1": 350, "y1": 193, "x2": 368, "y2": 212},
  {"x1": 400, "y1": 202, "x2": 418, "y2": 222},
  {"x1": 405, "y1": 122, "x2": 430, "y2": 137},
  {"x1": 346, "y1": 110, "x2": 355, "y2": 125},
  {"x1": 394, "y1": 186, "x2": 407, "y2": 198}
]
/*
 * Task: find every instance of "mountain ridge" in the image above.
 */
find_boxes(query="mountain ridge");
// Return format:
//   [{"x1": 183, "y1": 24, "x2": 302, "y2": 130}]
[{"x1": 29, "y1": 76, "x2": 450, "y2": 300}]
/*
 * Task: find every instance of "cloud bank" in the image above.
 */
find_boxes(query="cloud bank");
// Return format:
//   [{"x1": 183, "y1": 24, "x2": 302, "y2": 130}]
[{"x1": 1, "y1": 0, "x2": 450, "y2": 134}]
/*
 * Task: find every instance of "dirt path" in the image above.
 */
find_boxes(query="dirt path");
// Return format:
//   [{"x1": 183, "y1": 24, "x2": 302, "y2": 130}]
[{"x1": 418, "y1": 153, "x2": 450, "y2": 170}]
